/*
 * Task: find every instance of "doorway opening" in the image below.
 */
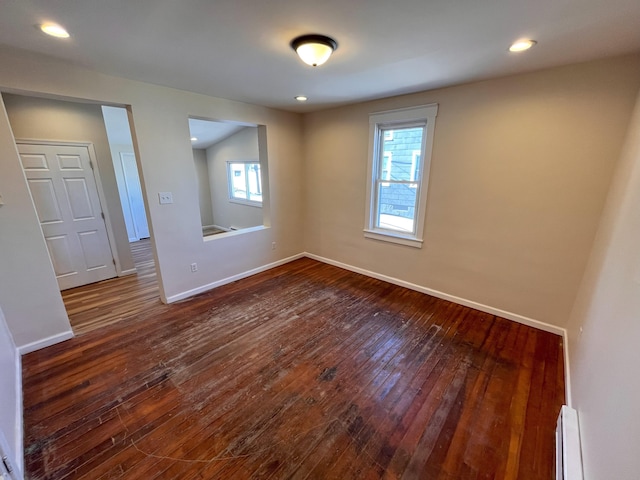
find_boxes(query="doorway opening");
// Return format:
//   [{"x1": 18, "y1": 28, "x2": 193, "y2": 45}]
[
  {"x1": 101, "y1": 106, "x2": 150, "y2": 243},
  {"x1": 3, "y1": 92, "x2": 159, "y2": 335}
]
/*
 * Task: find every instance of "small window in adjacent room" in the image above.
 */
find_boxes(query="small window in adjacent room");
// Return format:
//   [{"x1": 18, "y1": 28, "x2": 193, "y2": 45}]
[
  {"x1": 364, "y1": 104, "x2": 438, "y2": 248},
  {"x1": 228, "y1": 161, "x2": 262, "y2": 205}
]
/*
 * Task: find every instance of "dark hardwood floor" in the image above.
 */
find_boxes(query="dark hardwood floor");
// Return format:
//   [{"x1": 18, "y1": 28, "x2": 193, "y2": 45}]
[
  {"x1": 23, "y1": 255, "x2": 565, "y2": 479},
  {"x1": 62, "y1": 239, "x2": 159, "y2": 335}
]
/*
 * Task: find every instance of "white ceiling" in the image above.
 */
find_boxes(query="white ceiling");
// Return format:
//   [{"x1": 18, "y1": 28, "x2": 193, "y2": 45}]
[
  {"x1": 188, "y1": 118, "x2": 247, "y2": 149},
  {"x1": 101, "y1": 106, "x2": 247, "y2": 148},
  {"x1": 1, "y1": 0, "x2": 639, "y2": 112}
]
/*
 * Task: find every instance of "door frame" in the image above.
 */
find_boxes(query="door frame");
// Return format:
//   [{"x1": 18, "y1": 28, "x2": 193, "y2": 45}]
[{"x1": 14, "y1": 138, "x2": 123, "y2": 275}]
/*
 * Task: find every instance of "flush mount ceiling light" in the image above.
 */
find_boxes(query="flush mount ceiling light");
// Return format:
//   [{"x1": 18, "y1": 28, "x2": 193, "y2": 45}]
[
  {"x1": 40, "y1": 23, "x2": 70, "y2": 38},
  {"x1": 294, "y1": 95, "x2": 308, "y2": 102},
  {"x1": 190, "y1": 137, "x2": 198, "y2": 142},
  {"x1": 509, "y1": 39, "x2": 537, "y2": 52},
  {"x1": 290, "y1": 34, "x2": 338, "y2": 67}
]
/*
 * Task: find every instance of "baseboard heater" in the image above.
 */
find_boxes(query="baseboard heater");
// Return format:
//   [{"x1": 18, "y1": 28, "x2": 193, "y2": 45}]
[{"x1": 556, "y1": 405, "x2": 584, "y2": 480}]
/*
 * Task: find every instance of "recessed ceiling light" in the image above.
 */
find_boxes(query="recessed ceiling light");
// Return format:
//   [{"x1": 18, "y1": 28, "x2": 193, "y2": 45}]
[
  {"x1": 40, "y1": 23, "x2": 70, "y2": 38},
  {"x1": 294, "y1": 96, "x2": 308, "y2": 102},
  {"x1": 509, "y1": 39, "x2": 537, "y2": 52},
  {"x1": 190, "y1": 137, "x2": 198, "y2": 142}
]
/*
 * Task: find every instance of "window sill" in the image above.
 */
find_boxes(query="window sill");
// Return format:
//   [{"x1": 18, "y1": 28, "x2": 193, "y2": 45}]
[
  {"x1": 363, "y1": 229, "x2": 423, "y2": 248},
  {"x1": 229, "y1": 198, "x2": 262, "y2": 208},
  {"x1": 203, "y1": 225, "x2": 268, "y2": 242}
]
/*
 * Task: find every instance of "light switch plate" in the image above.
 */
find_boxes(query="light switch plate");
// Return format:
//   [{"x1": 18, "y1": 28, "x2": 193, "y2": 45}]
[{"x1": 158, "y1": 192, "x2": 173, "y2": 205}]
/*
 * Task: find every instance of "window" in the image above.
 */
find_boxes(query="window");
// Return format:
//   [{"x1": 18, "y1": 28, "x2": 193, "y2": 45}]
[
  {"x1": 227, "y1": 161, "x2": 262, "y2": 205},
  {"x1": 364, "y1": 104, "x2": 438, "y2": 248}
]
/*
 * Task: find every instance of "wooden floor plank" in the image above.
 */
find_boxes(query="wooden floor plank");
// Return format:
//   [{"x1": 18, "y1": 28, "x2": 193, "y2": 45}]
[{"x1": 22, "y1": 242, "x2": 565, "y2": 479}]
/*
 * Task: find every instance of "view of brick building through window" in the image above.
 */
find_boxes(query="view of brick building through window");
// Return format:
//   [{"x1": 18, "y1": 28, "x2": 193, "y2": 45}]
[{"x1": 378, "y1": 126, "x2": 423, "y2": 232}]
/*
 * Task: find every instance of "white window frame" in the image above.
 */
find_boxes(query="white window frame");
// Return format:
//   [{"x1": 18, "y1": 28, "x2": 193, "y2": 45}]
[
  {"x1": 227, "y1": 160, "x2": 262, "y2": 207},
  {"x1": 410, "y1": 150, "x2": 421, "y2": 182},
  {"x1": 382, "y1": 152, "x2": 392, "y2": 182},
  {"x1": 364, "y1": 104, "x2": 438, "y2": 248}
]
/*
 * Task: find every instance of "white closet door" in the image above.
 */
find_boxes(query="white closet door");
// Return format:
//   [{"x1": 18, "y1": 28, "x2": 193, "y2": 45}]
[{"x1": 19, "y1": 143, "x2": 117, "y2": 290}]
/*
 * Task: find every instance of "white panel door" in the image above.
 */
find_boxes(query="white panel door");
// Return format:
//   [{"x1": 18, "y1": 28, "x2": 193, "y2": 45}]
[
  {"x1": 18, "y1": 143, "x2": 117, "y2": 290},
  {"x1": 120, "y1": 152, "x2": 149, "y2": 239}
]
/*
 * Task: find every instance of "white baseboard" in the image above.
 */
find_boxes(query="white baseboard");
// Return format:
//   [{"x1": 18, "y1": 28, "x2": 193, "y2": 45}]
[
  {"x1": 118, "y1": 268, "x2": 137, "y2": 277},
  {"x1": 305, "y1": 252, "x2": 572, "y2": 404},
  {"x1": 304, "y1": 253, "x2": 566, "y2": 336},
  {"x1": 166, "y1": 250, "x2": 572, "y2": 406},
  {"x1": 165, "y1": 253, "x2": 306, "y2": 304},
  {"x1": 17, "y1": 330, "x2": 74, "y2": 355}
]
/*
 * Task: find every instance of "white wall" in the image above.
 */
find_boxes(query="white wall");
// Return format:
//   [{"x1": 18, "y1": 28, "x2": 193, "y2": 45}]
[
  {"x1": 192, "y1": 148, "x2": 214, "y2": 226},
  {"x1": 0, "y1": 305, "x2": 22, "y2": 478},
  {"x1": 0, "y1": 93, "x2": 72, "y2": 350},
  {"x1": 566, "y1": 88, "x2": 640, "y2": 479},
  {"x1": 206, "y1": 127, "x2": 263, "y2": 230},
  {"x1": 0, "y1": 44, "x2": 303, "y2": 319},
  {"x1": 303, "y1": 54, "x2": 640, "y2": 328}
]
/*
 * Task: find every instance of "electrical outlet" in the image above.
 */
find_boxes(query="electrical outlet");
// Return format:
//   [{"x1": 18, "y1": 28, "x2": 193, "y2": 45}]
[
  {"x1": 158, "y1": 192, "x2": 173, "y2": 204},
  {"x1": 271, "y1": 242, "x2": 276, "y2": 250},
  {"x1": 190, "y1": 263, "x2": 198, "y2": 273}
]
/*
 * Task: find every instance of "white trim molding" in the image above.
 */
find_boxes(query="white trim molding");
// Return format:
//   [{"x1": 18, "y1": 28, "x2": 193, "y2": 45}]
[
  {"x1": 165, "y1": 250, "x2": 571, "y2": 403},
  {"x1": 17, "y1": 330, "x2": 74, "y2": 355},
  {"x1": 304, "y1": 252, "x2": 565, "y2": 337},
  {"x1": 363, "y1": 229, "x2": 424, "y2": 248},
  {"x1": 165, "y1": 253, "x2": 305, "y2": 303},
  {"x1": 119, "y1": 268, "x2": 137, "y2": 277},
  {"x1": 304, "y1": 252, "x2": 571, "y2": 405}
]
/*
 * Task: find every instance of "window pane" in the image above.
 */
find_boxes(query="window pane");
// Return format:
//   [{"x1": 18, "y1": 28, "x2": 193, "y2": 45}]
[
  {"x1": 381, "y1": 126, "x2": 424, "y2": 182},
  {"x1": 247, "y1": 163, "x2": 262, "y2": 202},
  {"x1": 376, "y1": 182, "x2": 417, "y2": 233},
  {"x1": 230, "y1": 163, "x2": 247, "y2": 199}
]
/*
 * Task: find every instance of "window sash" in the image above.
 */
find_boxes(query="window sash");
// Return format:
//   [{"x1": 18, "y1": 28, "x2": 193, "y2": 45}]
[
  {"x1": 376, "y1": 124, "x2": 425, "y2": 179},
  {"x1": 373, "y1": 179, "x2": 420, "y2": 234},
  {"x1": 373, "y1": 123, "x2": 426, "y2": 236},
  {"x1": 227, "y1": 161, "x2": 262, "y2": 205}
]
